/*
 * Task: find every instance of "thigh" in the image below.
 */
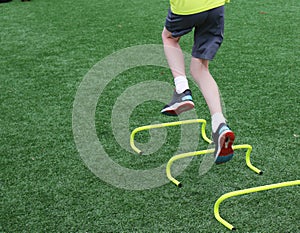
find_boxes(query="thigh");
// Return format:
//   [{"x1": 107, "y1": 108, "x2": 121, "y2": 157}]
[
  {"x1": 192, "y1": 6, "x2": 225, "y2": 60},
  {"x1": 165, "y1": 9, "x2": 208, "y2": 38}
]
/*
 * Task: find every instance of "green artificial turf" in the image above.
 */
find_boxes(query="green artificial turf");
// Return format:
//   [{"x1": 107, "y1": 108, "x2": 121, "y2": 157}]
[{"x1": 1, "y1": 0, "x2": 299, "y2": 232}]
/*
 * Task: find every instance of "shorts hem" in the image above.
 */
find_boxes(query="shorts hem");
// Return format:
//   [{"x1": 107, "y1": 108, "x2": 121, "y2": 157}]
[{"x1": 192, "y1": 53, "x2": 214, "y2": 61}]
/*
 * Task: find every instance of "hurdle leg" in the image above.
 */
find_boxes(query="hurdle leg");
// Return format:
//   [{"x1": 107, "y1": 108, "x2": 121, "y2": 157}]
[{"x1": 232, "y1": 144, "x2": 263, "y2": 175}]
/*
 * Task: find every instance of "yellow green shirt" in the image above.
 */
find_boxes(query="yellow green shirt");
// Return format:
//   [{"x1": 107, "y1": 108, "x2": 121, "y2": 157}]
[{"x1": 170, "y1": 0, "x2": 230, "y2": 15}]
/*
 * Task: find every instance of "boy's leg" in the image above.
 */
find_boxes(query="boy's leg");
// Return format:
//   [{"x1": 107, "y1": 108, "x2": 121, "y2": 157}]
[
  {"x1": 189, "y1": 6, "x2": 235, "y2": 164},
  {"x1": 161, "y1": 27, "x2": 194, "y2": 116}
]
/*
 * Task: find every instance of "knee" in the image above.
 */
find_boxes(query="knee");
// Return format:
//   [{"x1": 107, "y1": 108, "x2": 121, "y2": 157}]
[
  {"x1": 162, "y1": 27, "x2": 179, "y2": 43},
  {"x1": 190, "y1": 58, "x2": 209, "y2": 76},
  {"x1": 161, "y1": 28, "x2": 171, "y2": 43},
  {"x1": 161, "y1": 32, "x2": 167, "y2": 43}
]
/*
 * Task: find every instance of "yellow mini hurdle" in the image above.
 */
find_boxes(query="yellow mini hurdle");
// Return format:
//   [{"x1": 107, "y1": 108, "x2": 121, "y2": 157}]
[
  {"x1": 165, "y1": 144, "x2": 262, "y2": 187},
  {"x1": 130, "y1": 119, "x2": 212, "y2": 155},
  {"x1": 214, "y1": 180, "x2": 300, "y2": 230}
]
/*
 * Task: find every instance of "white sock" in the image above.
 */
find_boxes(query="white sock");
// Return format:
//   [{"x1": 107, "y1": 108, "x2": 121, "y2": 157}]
[
  {"x1": 174, "y1": 76, "x2": 189, "y2": 94},
  {"x1": 212, "y1": 112, "x2": 226, "y2": 133}
]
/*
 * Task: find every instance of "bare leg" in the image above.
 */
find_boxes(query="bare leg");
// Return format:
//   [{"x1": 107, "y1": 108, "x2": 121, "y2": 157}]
[
  {"x1": 162, "y1": 27, "x2": 186, "y2": 78},
  {"x1": 190, "y1": 57, "x2": 223, "y2": 116}
]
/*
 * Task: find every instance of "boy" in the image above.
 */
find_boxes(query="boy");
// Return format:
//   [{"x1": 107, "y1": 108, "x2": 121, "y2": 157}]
[{"x1": 161, "y1": 0, "x2": 235, "y2": 164}]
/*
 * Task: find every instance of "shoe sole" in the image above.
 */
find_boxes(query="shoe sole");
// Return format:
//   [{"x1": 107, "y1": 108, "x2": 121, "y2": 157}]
[
  {"x1": 161, "y1": 101, "x2": 194, "y2": 116},
  {"x1": 215, "y1": 130, "x2": 235, "y2": 164}
]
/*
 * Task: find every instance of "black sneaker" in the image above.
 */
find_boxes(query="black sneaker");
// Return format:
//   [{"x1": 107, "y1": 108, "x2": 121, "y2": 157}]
[
  {"x1": 161, "y1": 89, "x2": 194, "y2": 116},
  {"x1": 212, "y1": 123, "x2": 235, "y2": 164}
]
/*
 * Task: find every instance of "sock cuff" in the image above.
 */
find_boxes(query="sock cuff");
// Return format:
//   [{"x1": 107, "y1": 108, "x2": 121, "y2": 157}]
[
  {"x1": 174, "y1": 76, "x2": 189, "y2": 94},
  {"x1": 174, "y1": 75, "x2": 187, "y2": 82},
  {"x1": 212, "y1": 112, "x2": 226, "y2": 133}
]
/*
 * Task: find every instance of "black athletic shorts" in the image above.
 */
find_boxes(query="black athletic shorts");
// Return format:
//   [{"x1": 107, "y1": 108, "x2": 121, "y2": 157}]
[{"x1": 165, "y1": 6, "x2": 224, "y2": 60}]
